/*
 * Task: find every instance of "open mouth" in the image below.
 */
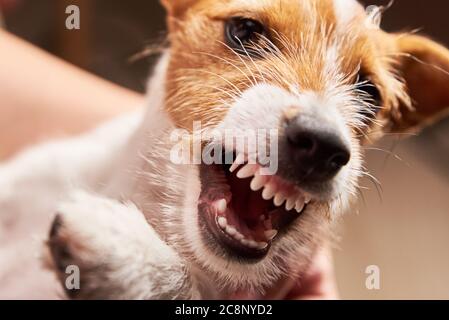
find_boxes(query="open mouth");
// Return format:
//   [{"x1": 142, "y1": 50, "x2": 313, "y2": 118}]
[{"x1": 198, "y1": 152, "x2": 311, "y2": 260}]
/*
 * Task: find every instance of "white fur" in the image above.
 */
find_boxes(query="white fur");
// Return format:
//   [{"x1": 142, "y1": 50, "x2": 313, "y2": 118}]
[
  {"x1": 0, "y1": 110, "x2": 143, "y2": 299},
  {"x1": 50, "y1": 190, "x2": 199, "y2": 299},
  {"x1": 333, "y1": 0, "x2": 363, "y2": 28},
  {"x1": 0, "y1": 47, "x2": 359, "y2": 299}
]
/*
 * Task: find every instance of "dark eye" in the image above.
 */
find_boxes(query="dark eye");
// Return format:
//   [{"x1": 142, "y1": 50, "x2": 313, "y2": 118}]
[
  {"x1": 357, "y1": 74, "x2": 382, "y2": 122},
  {"x1": 225, "y1": 17, "x2": 266, "y2": 57}
]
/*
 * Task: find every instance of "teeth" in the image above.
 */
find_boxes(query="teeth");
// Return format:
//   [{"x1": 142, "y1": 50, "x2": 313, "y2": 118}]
[
  {"x1": 274, "y1": 192, "x2": 286, "y2": 207},
  {"x1": 234, "y1": 233, "x2": 244, "y2": 241},
  {"x1": 236, "y1": 164, "x2": 258, "y2": 179},
  {"x1": 221, "y1": 224, "x2": 270, "y2": 250},
  {"x1": 217, "y1": 217, "x2": 227, "y2": 229},
  {"x1": 295, "y1": 200, "x2": 305, "y2": 213},
  {"x1": 304, "y1": 195, "x2": 312, "y2": 204},
  {"x1": 257, "y1": 242, "x2": 269, "y2": 250},
  {"x1": 217, "y1": 216, "x2": 270, "y2": 250},
  {"x1": 215, "y1": 199, "x2": 227, "y2": 214},
  {"x1": 262, "y1": 184, "x2": 276, "y2": 200},
  {"x1": 225, "y1": 226, "x2": 237, "y2": 236},
  {"x1": 247, "y1": 240, "x2": 258, "y2": 248},
  {"x1": 240, "y1": 238, "x2": 264, "y2": 249},
  {"x1": 229, "y1": 153, "x2": 245, "y2": 173},
  {"x1": 250, "y1": 174, "x2": 266, "y2": 191},
  {"x1": 285, "y1": 197, "x2": 296, "y2": 211},
  {"x1": 264, "y1": 229, "x2": 278, "y2": 241}
]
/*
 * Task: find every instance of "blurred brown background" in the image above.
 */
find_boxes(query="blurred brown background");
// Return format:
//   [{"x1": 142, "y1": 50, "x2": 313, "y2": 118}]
[{"x1": 2, "y1": 0, "x2": 448, "y2": 299}]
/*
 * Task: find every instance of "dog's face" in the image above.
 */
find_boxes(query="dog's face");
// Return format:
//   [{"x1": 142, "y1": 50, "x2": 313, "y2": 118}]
[{"x1": 159, "y1": 0, "x2": 449, "y2": 290}]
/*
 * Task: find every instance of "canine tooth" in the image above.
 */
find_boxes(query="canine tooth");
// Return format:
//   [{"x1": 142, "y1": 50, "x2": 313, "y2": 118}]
[
  {"x1": 241, "y1": 239, "x2": 250, "y2": 246},
  {"x1": 264, "y1": 229, "x2": 278, "y2": 241},
  {"x1": 295, "y1": 201, "x2": 305, "y2": 213},
  {"x1": 257, "y1": 242, "x2": 269, "y2": 250},
  {"x1": 237, "y1": 164, "x2": 257, "y2": 179},
  {"x1": 225, "y1": 226, "x2": 237, "y2": 236},
  {"x1": 229, "y1": 153, "x2": 245, "y2": 173},
  {"x1": 250, "y1": 174, "x2": 266, "y2": 191},
  {"x1": 285, "y1": 197, "x2": 296, "y2": 211},
  {"x1": 274, "y1": 192, "x2": 286, "y2": 207},
  {"x1": 262, "y1": 184, "x2": 276, "y2": 200},
  {"x1": 217, "y1": 217, "x2": 228, "y2": 229},
  {"x1": 215, "y1": 199, "x2": 227, "y2": 214}
]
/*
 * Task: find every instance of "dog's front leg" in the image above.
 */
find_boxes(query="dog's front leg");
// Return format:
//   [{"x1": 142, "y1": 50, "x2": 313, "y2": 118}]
[{"x1": 47, "y1": 191, "x2": 199, "y2": 300}]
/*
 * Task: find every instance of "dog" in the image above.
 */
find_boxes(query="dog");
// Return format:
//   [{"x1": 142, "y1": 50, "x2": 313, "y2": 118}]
[{"x1": 1, "y1": 0, "x2": 449, "y2": 299}]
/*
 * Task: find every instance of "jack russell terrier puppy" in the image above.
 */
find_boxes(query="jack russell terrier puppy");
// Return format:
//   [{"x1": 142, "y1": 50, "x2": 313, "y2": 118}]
[{"x1": 1, "y1": 0, "x2": 449, "y2": 299}]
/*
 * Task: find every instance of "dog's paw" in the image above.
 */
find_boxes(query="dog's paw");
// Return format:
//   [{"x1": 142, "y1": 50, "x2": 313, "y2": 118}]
[
  {"x1": 48, "y1": 199, "x2": 123, "y2": 299},
  {"x1": 48, "y1": 214, "x2": 78, "y2": 275},
  {"x1": 48, "y1": 191, "x2": 194, "y2": 299}
]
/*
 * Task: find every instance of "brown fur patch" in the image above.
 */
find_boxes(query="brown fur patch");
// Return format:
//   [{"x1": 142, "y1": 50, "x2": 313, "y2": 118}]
[{"x1": 161, "y1": 0, "x2": 449, "y2": 136}]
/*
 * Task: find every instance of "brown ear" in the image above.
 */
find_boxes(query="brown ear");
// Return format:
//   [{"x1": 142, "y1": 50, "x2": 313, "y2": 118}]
[
  {"x1": 160, "y1": 0, "x2": 197, "y2": 16},
  {"x1": 393, "y1": 34, "x2": 449, "y2": 132}
]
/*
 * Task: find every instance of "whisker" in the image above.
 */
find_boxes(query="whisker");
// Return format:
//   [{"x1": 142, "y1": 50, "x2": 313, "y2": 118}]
[
  {"x1": 194, "y1": 50, "x2": 255, "y2": 86},
  {"x1": 181, "y1": 68, "x2": 244, "y2": 96},
  {"x1": 225, "y1": 38, "x2": 266, "y2": 83},
  {"x1": 364, "y1": 147, "x2": 405, "y2": 164},
  {"x1": 403, "y1": 53, "x2": 449, "y2": 78},
  {"x1": 356, "y1": 186, "x2": 367, "y2": 207},
  {"x1": 128, "y1": 38, "x2": 168, "y2": 63},
  {"x1": 216, "y1": 40, "x2": 259, "y2": 86},
  {"x1": 200, "y1": 84, "x2": 239, "y2": 102},
  {"x1": 360, "y1": 171, "x2": 383, "y2": 202}
]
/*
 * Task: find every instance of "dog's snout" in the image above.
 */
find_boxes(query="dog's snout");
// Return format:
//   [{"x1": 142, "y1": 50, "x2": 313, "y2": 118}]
[{"x1": 283, "y1": 116, "x2": 351, "y2": 182}]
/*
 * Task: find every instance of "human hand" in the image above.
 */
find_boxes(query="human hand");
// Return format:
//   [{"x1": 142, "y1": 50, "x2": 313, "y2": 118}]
[{"x1": 231, "y1": 246, "x2": 339, "y2": 300}]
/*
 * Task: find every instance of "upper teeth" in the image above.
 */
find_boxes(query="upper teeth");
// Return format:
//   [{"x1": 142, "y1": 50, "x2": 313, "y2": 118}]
[
  {"x1": 286, "y1": 198, "x2": 296, "y2": 211},
  {"x1": 304, "y1": 195, "x2": 312, "y2": 204},
  {"x1": 262, "y1": 183, "x2": 276, "y2": 200},
  {"x1": 250, "y1": 174, "x2": 266, "y2": 191},
  {"x1": 233, "y1": 159, "x2": 310, "y2": 214},
  {"x1": 229, "y1": 153, "x2": 245, "y2": 173},
  {"x1": 236, "y1": 164, "x2": 258, "y2": 179},
  {"x1": 274, "y1": 192, "x2": 286, "y2": 207},
  {"x1": 295, "y1": 200, "x2": 305, "y2": 213},
  {"x1": 212, "y1": 154, "x2": 312, "y2": 251}
]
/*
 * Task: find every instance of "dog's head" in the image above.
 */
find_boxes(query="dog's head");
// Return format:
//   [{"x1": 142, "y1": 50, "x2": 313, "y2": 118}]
[{"x1": 156, "y1": 0, "x2": 449, "y2": 290}]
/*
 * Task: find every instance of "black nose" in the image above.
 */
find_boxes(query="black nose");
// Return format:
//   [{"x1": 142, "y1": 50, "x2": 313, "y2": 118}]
[{"x1": 284, "y1": 117, "x2": 351, "y2": 182}]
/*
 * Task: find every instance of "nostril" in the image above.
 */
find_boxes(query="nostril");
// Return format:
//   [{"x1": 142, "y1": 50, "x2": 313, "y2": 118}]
[{"x1": 328, "y1": 151, "x2": 351, "y2": 170}]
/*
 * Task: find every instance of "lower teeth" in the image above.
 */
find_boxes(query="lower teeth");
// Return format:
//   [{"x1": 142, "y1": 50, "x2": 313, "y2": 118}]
[
  {"x1": 264, "y1": 229, "x2": 278, "y2": 241},
  {"x1": 217, "y1": 217, "x2": 269, "y2": 250}
]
